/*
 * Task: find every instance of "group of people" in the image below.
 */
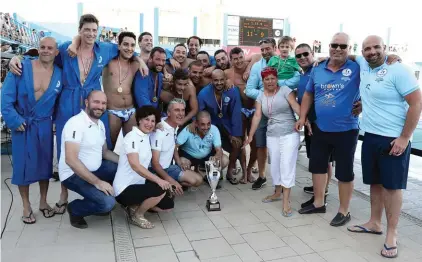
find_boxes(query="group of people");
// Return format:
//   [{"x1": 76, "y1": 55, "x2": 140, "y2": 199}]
[
  {"x1": 1, "y1": 13, "x2": 421, "y2": 259},
  {"x1": 1, "y1": 12, "x2": 41, "y2": 47}
]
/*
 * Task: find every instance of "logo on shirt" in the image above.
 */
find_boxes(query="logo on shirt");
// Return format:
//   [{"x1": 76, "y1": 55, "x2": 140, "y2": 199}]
[
  {"x1": 376, "y1": 68, "x2": 388, "y2": 77},
  {"x1": 224, "y1": 97, "x2": 231, "y2": 103},
  {"x1": 320, "y1": 83, "x2": 344, "y2": 91},
  {"x1": 98, "y1": 56, "x2": 103, "y2": 64},
  {"x1": 322, "y1": 93, "x2": 336, "y2": 107},
  {"x1": 56, "y1": 80, "x2": 61, "y2": 88},
  {"x1": 342, "y1": 68, "x2": 352, "y2": 77}
]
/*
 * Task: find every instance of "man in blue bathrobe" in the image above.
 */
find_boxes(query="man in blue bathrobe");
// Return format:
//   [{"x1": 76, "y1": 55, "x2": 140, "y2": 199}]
[
  {"x1": 1, "y1": 37, "x2": 62, "y2": 224},
  {"x1": 9, "y1": 14, "x2": 148, "y2": 215}
]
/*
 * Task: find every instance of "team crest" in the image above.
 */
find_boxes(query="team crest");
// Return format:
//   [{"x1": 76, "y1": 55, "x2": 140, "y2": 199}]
[
  {"x1": 342, "y1": 68, "x2": 352, "y2": 77},
  {"x1": 56, "y1": 80, "x2": 61, "y2": 87},
  {"x1": 376, "y1": 68, "x2": 388, "y2": 77},
  {"x1": 98, "y1": 56, "x2": 103, "y2": 64},
  {"x1": 224, "y1": 97, "x2": 230, "y2": 103}
]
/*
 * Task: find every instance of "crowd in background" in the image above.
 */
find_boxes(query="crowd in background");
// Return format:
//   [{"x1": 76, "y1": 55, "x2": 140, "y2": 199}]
[{"x1": 1, "y1": 12, "x2": 41, "y2": 47}]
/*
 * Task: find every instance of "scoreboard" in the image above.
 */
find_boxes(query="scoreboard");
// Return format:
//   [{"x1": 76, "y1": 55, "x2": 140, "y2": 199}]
[{"x1": 227, "y1": 15, "x2": 284, "y2": 46}]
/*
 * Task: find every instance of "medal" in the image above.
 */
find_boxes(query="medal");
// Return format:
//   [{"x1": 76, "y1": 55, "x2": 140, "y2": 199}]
[
  {"x1": 214, "y1": 90, "x2": 224, "y2": 119},
  {"x1": 152, "y1": 74, "x2": 159, "y2": 103},
  {"x1": 79, "y1": 48, "x2": 92, "y2": 86},
  {"x1": 152, "y1": 96, "x2": 158, "y2": 102},
  {"x1": 118, "y1": 57, "x2": 129, "y2": 94},
  {"x1": 117, "y1": 86, "x2": 123, "y2": 93},
  {"x1": 218, "y1": 113, "x2": 223, "y2": 118}
]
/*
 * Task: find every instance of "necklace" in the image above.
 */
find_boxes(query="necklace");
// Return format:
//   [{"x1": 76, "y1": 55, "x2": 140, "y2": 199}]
[
  {"x1": 152, "y1": 74, "x2": 158, "y2": 102},
  {"x1": 266, "y1": 87, "x2": 279, "y2": 124},
  {"x1": 214, "y1": 91, "x2": 223, "y2": 118},
  {"x1": 79, "y1": 48, "x2": 93, "y2": 85},
  {"x1": 118, "y1": 57, "x2": 129, "y2": 93}
]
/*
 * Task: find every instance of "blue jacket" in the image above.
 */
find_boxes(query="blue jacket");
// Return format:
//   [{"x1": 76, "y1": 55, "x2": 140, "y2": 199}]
[{"x1": 133, "y1": 70, "x2": 163, "y2": 109}]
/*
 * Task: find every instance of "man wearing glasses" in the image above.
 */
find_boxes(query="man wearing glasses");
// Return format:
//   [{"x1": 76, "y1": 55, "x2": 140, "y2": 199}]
[
  {"x1": 296, "y1": 33, "x2": 360, "y2": 227},
  {"x1": 245, "y1": 37, "x2": 277, "y2": 190},
  {"x1": 294, "y1": 43, "x2": 334, "y2": 208}
]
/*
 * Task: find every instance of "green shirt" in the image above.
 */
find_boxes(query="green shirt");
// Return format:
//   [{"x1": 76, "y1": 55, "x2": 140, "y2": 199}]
[{"x1": 267, "y1": 56, "x2": 301, "y2": 80}]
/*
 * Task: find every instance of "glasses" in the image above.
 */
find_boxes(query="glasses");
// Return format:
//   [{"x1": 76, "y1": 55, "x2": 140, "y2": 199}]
[
  {"x1": 330, "y1": 43, "x2": 348, "y2": 50},
  {"x1": 295, "y1": 52, "x2": 310, "y2": 59},
  {"x1": 259, "y1": 38, "x2": 276, "y2": 45}
]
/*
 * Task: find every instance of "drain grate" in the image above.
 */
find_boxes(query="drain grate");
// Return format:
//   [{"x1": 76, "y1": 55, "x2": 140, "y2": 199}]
[{"x1": 111, "y1": 206, "x2": 137, "y2": 262}]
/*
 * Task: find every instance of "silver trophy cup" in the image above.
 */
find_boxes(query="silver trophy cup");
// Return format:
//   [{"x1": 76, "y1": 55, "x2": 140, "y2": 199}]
[{"x1": 205, "y1": 159, "x2": 221, "y2": 211}]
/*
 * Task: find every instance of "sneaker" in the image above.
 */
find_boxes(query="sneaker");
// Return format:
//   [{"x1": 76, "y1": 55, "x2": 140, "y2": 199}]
[
  {"x1": 303, "y1": 186, "x2": 329, "y2": 196},
  {"x1": 252, "y1": 177, "x2": 267, "y2": 190}
]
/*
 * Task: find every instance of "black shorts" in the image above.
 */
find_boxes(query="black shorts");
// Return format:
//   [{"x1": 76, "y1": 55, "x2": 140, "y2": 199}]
[
  {"x1": 116, "y1": 181, "x2": 174, "y2": 210},
  {"x1": 305, "y1": 124, "x2": 334, "y2": 162},
  {"x1": 179, "y1": 149, "x2": 214, "y2": 168},
  {"x1": 361, "y1": 132, "x2": 411, "y2": 190},
  {"x1": 309, "y1": 124, "x2": 359, "y2": 182},
  {"x1": 216, "y1": 125, "x2": 241, "y2": 160}
]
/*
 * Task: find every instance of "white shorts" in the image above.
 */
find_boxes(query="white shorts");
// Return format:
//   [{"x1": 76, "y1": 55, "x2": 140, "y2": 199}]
[{"x1": 267, "y1": 132, "x2": 300, "y2": 188}]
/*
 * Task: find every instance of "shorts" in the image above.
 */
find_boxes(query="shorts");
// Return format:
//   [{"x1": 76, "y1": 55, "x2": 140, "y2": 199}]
[
  {"x1": 361, "y1": 132, "x2": 411, "y2": 190},
  {"x1": 309, "y1": 124, "x2": 358, "y2": 183},
  {"x1": 149, "y1": 165, "x2": 184, "y2": 182},
  {"x1": 108, "y1": 108, "x2": 136, "y2": 123},
  {"x1": 255, "y1": 115, "x2": 268, "y2": 148},
  {"x1": 115, "y1": 181, "x2": 174, "y2": 210},
  {"x1": 305, "y1": 124, "x2": 334, "y2": 162},
  {"x1": 179, "y1": 149, "x2": 214, "y2": 168},
  {"x1": 241, "y1": 108, "x2": 256, "y2": 118}
]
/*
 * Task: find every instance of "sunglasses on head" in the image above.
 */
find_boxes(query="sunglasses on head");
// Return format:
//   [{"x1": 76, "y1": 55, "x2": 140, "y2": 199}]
[
  {"x1": 259, "y1": 38, "x2": 276, "y2": 45},
  {"x1": 330, "y1": 43, "x2": 348, "y2": 50},
  {"x1": 295, "y1": 52, "x2": 310, "y2": 59}
]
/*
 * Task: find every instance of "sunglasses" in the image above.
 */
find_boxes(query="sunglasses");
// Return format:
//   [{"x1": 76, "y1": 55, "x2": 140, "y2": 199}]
[
  {"x1": 295, "y1": 52, "x2": 310, "y2": 59},
  {"x1": 330, "y1": 43, "x2": 348, "y2": 50},
  {"x1": 259, "y1": 38, "x2": 276, "y2": 45}
]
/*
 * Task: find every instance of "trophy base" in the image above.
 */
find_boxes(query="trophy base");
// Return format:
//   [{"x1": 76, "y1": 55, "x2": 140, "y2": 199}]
[{"x1": 206, "y1": 200, "x2": 221, "y2": 211}]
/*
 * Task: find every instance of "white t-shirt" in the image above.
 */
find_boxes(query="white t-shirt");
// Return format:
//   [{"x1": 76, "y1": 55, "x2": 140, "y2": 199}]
[
  {"x1": 150, "y1": 120, "x2": 178, "y2": 169},
  {"x1": 113, "y1": 127, "x2": 152, "y2": 196},
  {"x1": 59, "y1": 110, "x2": 106, "y2": 182}
]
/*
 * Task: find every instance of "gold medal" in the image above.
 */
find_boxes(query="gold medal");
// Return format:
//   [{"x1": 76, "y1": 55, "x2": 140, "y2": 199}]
[
  {"x1": 117, "y1": 86, "x2": 123, "y2": 93},
  {"x1": 152, "y1": 96, "x2": 158, "y2": 102},
  {"x1": 218, "y1": 112, "x2": 223, "y2": 118}
]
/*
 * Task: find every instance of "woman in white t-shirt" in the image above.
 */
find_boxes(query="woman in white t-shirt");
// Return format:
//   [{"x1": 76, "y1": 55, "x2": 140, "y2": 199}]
[
  {"x1": 244, "y1": 67, "x2": 301, "y2": 217},
  {"x1": 113, "y1": 106, "x2": 173, "y2": 229}
]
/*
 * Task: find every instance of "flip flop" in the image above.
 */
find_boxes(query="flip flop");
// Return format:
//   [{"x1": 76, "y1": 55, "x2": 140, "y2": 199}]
[
  {"x1": 347, "y1": 225, "x2": 383, "y2": 235},
  {"x1": 381, "y1": 244, "x2": 398, "y2": 258},
  {"x1": 227, "y1": 176, "x2": 239, "y2": 185},
  {"x1": 22, "y1": 210, "x2": 36, "y2": 224},
  {"x1": 54, "y1": 202, "x2": 68, "y2": 214},
  {"x1": 282, "y1": 209, "x2": 293, "y2": 217},
  {"x1": 39, "y1": 208, "x2": 55, "y2": 218},
  {"x1": 262, "y1": 197, "x2": 281, "y2": 203}
]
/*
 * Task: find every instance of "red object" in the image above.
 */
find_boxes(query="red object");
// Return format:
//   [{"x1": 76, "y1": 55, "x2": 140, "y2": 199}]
[{"x1": 260, "y1": 67, "x2": 277, "y2": 79}]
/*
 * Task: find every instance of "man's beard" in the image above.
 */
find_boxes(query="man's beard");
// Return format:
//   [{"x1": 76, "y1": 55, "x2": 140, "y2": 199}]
[{"x1": 88, "y1": 108, "x2": 104, "y2": 119}]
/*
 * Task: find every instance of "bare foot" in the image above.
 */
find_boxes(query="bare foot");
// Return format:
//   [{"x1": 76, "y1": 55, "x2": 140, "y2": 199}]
[
  {"x1": 246, "y1": 168, "x2": 256, "y2": 183},
  {"x1": 262, "y1": 193, "x2": 282, "y2": 203},
  {"x1": 239, "y1": 175, "x2": 247, "y2": 184}
]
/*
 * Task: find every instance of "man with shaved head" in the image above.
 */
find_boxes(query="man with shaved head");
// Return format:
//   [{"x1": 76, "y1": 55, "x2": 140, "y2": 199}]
[
  {"x1": 296, "y1": 32, "x2": 360, "y2": 227},
  {"x1": 1, "y1": 37, "x2": 62, "y2": 224},
  {"x1": 58, "y1": 90, "x2": 119, "y2": 229},
  {"x1": 346, "y1": 35, "x2": 421, "y2": 258},
  {"x1": 197, "y1": 69, "x2": 243, "y2": 185}
]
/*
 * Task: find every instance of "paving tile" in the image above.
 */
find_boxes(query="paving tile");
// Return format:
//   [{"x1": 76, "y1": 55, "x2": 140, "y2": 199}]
[
  {"x1": 176, "y1": 251, "x2": 200, "y2": 262},
  {"x1": 130, "y1": 223, "x2": 167, "y2": 239},
  {"x1": 178, "y1": 217, "x2": 216, "y2": 233},
  {"x1": 281, "y1": 236, "x2": 314, "y2": 255},
  {"x1": 219, "y1": 227, "x2": 245, "y2": 245},
  {"x1": 251, "y1": 209, "x2": 276, "y2": 223},
  {"x1": 162, "y1": 220, "x2": 184, "y2": 235},
  {"x1": 158, "y1": 211, "x2": 177, "y2": 221},
  {"x1": 0, "y1": 230, "x2": 21, "y2": 249},
  {"x1": 175, "y1": 210, "x2": 207, "y2": 219},
  {"x1": 135, "y1": 244, "x2": 179, "y2": 262},
  {"x1": 186, "y1": 229, "x2": 222, "y2": 241},
  {"x1": 133, "y1": 236, "x2": 170, "y2": 248},
  {"x1": 262, "y1": 256, "x2": 305, "y2": 262},
  {"x1": 16, "y1": 228, "x2": 58, "y2": 248},
  {"x1": 208, "y1": 215, "x2": 232, "y2": 229},
  {"x1": 56, "y1": 226, "x2": 112, "y2": 245},
  {"x1": 300, "y1": 253, "x2": 327, "y2": 262},
  {"x1": 235, "y1": 223, "x2": 269, "y2": 234},
  {"x1": 232, "y1": 243, "x2": 263, "y2": 262},
  {"x1": 242, "y1": 231, "x2": 286, "y2": 251},
  {"x1": 169, "y1": 234, "x2": 193, "y2": 252},
  {"x1": 224, "y1": 212, "x2": 261, "y2": 227},
  {"x1": 257, "y1": 246, "x2": 297, "y2": 261},
  {"x1": 265, "y1": 221, "x2": 294, "y2": 238},
  {"x1": 319, "y1": 247, "x2": 367, "y2": 262},
  {"x1": 191, "y1": 237, "x2": 235, "y2": 260},
  {"x1": 201, "y1": 255, "x2": 243, "y2": 262}
]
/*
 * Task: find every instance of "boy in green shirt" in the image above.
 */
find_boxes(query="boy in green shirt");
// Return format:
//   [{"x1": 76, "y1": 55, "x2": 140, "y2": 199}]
[{"x1": 267, "y1": 36, "x2": 301, "y2": 89}]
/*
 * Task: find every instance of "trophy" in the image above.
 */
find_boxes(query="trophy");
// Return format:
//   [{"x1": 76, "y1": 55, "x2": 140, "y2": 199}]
[{"x1": 205, "y1": 159, "x2": 221, "y2": 211}]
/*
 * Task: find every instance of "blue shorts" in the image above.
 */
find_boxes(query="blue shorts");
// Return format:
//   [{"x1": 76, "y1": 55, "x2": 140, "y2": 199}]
[
  {"x1": 165, "y1": 165, "x2": 184, "y2": 182},
  {"x1": 255, "y1": 115, "x2": 268, "y2": 148},
  {"x1": 309, "y1": 124, "x2": 358, "y2": 182},
  {"x1": 361, "y1": 133, "x2": 411, "y2": 190}
]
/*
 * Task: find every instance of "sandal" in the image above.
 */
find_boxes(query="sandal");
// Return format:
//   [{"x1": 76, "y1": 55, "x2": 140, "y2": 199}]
[
  {"x1": 381, "y1": 243, "x2": 398, "y2": 258},
  {"x1": 22, "y1": 210, "x2": 36, "y2": 224},
  {"x1": 227, "y1": 176, "x2": 239, "y2": 185},
  {"x1": 262, "y1": 196, "x2": 282, "y2": 203},
  {"x1": 39, "y1": 207, "x2": 55, "y2": 218},
  {"x1": 54, "y1": 202, "x2": 68, "y2": 214},
  {"x1": 282, "y1": 209, "x2": 293, "y2": 217},
  {"x1": 130, "y1": 216, "x2": 155, "y2": 229},
  {"x1": 252, "y1": 167, "x2": 258, "y2": 174}
]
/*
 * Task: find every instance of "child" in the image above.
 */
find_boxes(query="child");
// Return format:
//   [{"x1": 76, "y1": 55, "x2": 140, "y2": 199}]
[{"x1": 267, "y1": 36, "x2": 301, "y2": 89}]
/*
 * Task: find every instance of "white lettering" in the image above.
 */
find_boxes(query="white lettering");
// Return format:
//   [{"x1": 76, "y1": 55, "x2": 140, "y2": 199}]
[{"x1": 320, "y1": 83, "x2": 344, "y2": 91}]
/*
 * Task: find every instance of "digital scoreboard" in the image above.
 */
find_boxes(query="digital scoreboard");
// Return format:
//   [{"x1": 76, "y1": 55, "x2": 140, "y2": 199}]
[{"x1": 227, "y1": 15, "x2": 284, "y2": 47}]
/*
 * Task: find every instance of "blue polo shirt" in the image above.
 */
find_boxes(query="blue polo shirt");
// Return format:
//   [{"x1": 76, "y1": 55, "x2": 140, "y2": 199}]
[
  {"x1": 297, "y1": 66, "x2": 316, "y2": 122},
  {"x1": 176, "y1": 125, "x2": 222, "y2": 159},
  {"x1": 305, "y1": 59, "x2": 361, "y2": 132},
  {"x1": 197, "y1": 84, "x2": 243, "y2": 137},
  {"x1": 356, "y1": 56, "x2": 420, "y2": 138}
]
